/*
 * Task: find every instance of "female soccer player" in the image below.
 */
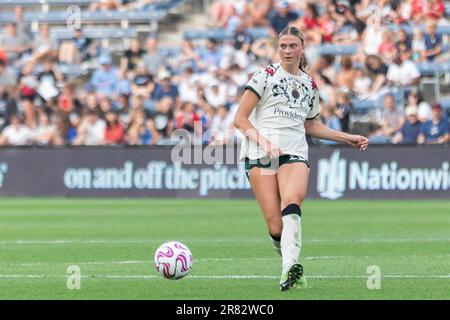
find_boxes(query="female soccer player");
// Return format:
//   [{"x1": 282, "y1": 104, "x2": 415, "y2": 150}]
[{"x1": 233, "y1": 26, "x2": 369, "y2": 291}]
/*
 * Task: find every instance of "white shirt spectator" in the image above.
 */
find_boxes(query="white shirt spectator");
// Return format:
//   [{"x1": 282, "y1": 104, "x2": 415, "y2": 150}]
[
  {"x1": 178, "y1": 76, "x2": 199, "y2": 104},
  {"x1": 205, "y1": 81, "x2": 227, "y2": 108},
  {"x1": 417, "y1": 101, "x2": 433, "y2": 122},
  {"x1": 386, "y1": 60, "x2": 420, "y2": 86},
  {"x1": 32, "y1": 124, "x2": 56, "y2": 145},
  {"x1": 1, "y1": 125, "x2": 32, "y2": 145},
  {"x1": 79, "y1": 118, "x2": 106, "y2": 145}
]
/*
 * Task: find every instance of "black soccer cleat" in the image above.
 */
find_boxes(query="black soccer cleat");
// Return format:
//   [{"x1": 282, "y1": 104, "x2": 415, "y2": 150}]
[{"x1": 279, "y1": 263, "x2": 305, "y2": 291}]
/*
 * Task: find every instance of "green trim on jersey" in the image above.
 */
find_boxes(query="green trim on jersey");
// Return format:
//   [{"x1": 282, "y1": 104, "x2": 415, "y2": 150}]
[
  {"x1": 306, "y1": 113, "x2": 320, "y2": 120},
  {"x1": 244, "y1": 85, "x2": 261, "y2": 100},
  {"x1": 244, "y1": 154, "x2": 310, "y2": 178}
]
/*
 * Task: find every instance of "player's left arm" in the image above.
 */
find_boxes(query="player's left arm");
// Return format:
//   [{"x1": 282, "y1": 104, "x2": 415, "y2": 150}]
[{"x1": 304, "y1": 118, "x2": 369, "y2": 151}]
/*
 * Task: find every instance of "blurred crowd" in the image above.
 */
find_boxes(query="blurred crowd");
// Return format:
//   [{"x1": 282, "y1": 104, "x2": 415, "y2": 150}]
[{"x1": 0, "y1": 0, "x2": 449, "y2": 147}]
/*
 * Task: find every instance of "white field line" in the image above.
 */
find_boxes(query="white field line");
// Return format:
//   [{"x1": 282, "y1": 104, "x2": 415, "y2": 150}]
[
  {"x1": 9, "y1": 256, "x2": 372, "y2": 267},
  {"x1": 0, "y1": 238, "x2": 449, "y2": 245},
  {"x1": 8, "y1": 254, "x2": 450, "y2": 267},
  {"x1": 0, "y1": 274, "x2": 449, "y2": 280}
]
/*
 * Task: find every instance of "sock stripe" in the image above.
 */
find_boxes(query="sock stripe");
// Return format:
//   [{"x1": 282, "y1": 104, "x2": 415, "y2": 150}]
[
  {"x1": 281, "y1": 203, "x2": 301, "y2": 217},
  {"x1": 269, "y1": 233, "x2": 281, "y2": 242}
]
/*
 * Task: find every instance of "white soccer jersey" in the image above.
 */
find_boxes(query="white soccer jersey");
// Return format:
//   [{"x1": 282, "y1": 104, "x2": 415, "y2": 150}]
[{"x1": 240, "y1": 63, "x2": 320, "y2": 161}]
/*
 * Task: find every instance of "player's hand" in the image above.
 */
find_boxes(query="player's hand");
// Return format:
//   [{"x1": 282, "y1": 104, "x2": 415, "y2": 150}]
[
  {"x1": 346, "y1": 134, "x2": 369, "y2": 151},
  {"x1": 262, "y1": 141, "x2": 281, "y2": 158}
]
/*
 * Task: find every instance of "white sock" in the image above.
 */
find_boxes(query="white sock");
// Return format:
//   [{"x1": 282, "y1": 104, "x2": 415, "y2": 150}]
[
  {"x1": 269, "y1": 233, "x2": 281, "y2": 256},
  {"x1": 281, "y1": 204, "x2": 302, "y2": 272}
]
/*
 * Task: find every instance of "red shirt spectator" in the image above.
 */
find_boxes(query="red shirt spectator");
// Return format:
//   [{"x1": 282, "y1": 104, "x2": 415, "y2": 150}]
[
  {"x1": 104, "y1": 111, "x2": 125, "y2": 144},
  {"x1": 412, "y1": 0, "x2": 444, "y2": 21},
  {"x1": 427, "y1": 0, "x2": 444, "y2": 20}
]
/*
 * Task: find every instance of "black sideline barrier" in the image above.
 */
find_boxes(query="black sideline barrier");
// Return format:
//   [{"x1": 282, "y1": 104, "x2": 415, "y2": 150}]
[{"x1": 0, "y1": 145, "x2": 449, "y2": 199}]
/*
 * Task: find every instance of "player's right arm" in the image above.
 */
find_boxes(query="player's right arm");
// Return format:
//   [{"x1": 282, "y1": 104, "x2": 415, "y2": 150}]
[{"x1": 233, "y1": 89, "x2": 281, "y2": 158}]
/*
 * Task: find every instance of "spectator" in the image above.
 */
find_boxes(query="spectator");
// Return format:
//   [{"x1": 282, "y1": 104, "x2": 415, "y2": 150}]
[
  {"x1": 65, "y1": 113, "x2": 80, "y2": 144},
  {"x1": 242, "y1": 0, "x2": 272, "y2": 28},
  {"x1": 0, "y1": 22, "x2": 31, "y2": 63},
  {"x1": 127, "y1": 109, "x2": 158, "y2": 145},
  {"x1": 0, "y1": 59, "x2": 17, "y2": 89},
  {"x1": 360, "y1": 13, "x2": 383, "y2": 57},
  {"x1": 336, "y1": 56, "x2": 357, "y2": 91},
  {"x1": 392, "y1": 106, "x2": 423, "y2": 144},
  {"x1": 412, "y1": 0, "x2": 445, "y2": 22},
  {"x1": 210, "y1": 105, "x2": 229, "y2": 144},
  {"x1": 32, "y1": 112, "x2": 59, "y2": 145},
  {"x1": 205, "y1": 80, "x2": 227, "y2": 109},
  {"x1": 207, "y1": 0, "x2": 238, "y2": 28},
  {"x1": 73, "y1": 110, "x2": 106, "y2": 145},
  {"x1": 411, "y1": 28, "x2": 426, "y2": 62},
  {"x1": 353, "y1": 67, "x2": 372, "y2": 98},
  {"x1": 365, "y1": 54, "x2": 388, "y2": 93},
  {"x1": 153, "y1": 73, "x2": 179, "y2": 102},
  {"x1": 386, "y1": 47, "x2": 420, "y2": 87},
  {"x1": 293, "y1": 3, "x2": 322, "y2": 44},
  {"x1": 196, "y1": 39, "x2": 223, "y2": 70},
  {"x1": 378, "y1": 29, "x2": 397, "y2": 64},
  {"x1": 121, "y1": 38, "x2": 145, "y2": 72},
  {"x1": 335, "y1": 89, "x2": 353, "y2": 133},
  {"x1": 418, "y1": 103, "x2": 449, "y2": 144},
  {"x1": 175, "y1": 101, "x2": 200, "y2": 134},
  {"x1": 177, "y1": 67, "x2": 200, "y2": 104},
  {"x1": 396, "y1": 28, "x2": 412, "y2": 59},
  {"x1": 131, "y1": 63, "x2": 155, "y2": 100},
  {"x1": 315, "y1": 73, "x2": 336, "y2": 108},
  {"x1": 426, "y1": 0, "x2": 445, "y2": 21},
  {"x1": 269, "y1": 0, "x2": 299, "y2": 36},
  {"x1": 319, "y1": 11, "x2": 336, "y2": 43},
  {"x1": 369, "y1": 94, "x2": 404, "y2": 143},
  {"x1": 406, "y1": 90, "x2": 432, "y2": 122},
  {"x1": 37, "y1": 58, "x2": 63, "y2": 102},
  {"x1": 90, "y1": 55, "x2": 119, "y2": 96},
  {"x1": 89, "y1": 0, "x2": 120, "y2": 11},
  {"x1": 172, "y1": 40, "x2": 199, "y2": 73},
  {"x1": 0, "y1": 114, "x2": 32, "y2": 146},
  {"x1": 423, "y1": 19, "x2": 442, "y2": 61},
  {"x1": 33, "y1": 24, "x2": 58, "y2": 61},
  {"x1": 320, "y1": 106, "x2": 342, "y2": 144},
  {"x1": 147, "y1": 96, "x2": 174, "y2": 143},
  {"x1": 103, "y1": 110, "x2": 125, "y2": 145},
  {"x1": 116, "y1": 70, "x2": 132, "y2": 97},
  {"x1": 142, "y1": 37, "x2": 166, "y2": 76},
  {"x1": 59, "y1": 28, "x2": 96, "y2": 64}
]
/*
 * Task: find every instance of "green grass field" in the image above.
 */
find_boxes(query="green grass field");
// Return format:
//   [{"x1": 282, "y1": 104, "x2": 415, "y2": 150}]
[{"x1": 0, "y1": 198, "x2": 449, "y2": 300}]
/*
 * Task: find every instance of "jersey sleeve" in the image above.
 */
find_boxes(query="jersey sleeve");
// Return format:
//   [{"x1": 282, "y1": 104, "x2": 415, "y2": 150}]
[
  {"x1": 244, "y1": 69, "x2": 266, "y2": 100},
  {"x1": 306, "y1": 89, "x2": 320, "y2": 120}
]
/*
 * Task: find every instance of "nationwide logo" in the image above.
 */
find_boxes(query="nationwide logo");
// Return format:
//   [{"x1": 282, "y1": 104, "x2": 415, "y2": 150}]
[
  {"x1": 0, "y1": 162, "x2": 8, "y2": 189},
  {"x1": 317, "y1": 151, "x2": 346, "y2": 199},
  {"x1": 317, "y1": 151, "x2": 450, "y2": 199}
]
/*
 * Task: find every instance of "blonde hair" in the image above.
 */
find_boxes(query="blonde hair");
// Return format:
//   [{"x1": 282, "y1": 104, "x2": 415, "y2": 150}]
[{"x1": 278, "y1": 26, "x2": 307, "y2": 71}]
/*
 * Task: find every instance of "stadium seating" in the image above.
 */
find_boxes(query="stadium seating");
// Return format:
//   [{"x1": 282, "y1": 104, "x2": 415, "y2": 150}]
[
  {"x1": 0, "y1": 9, "x2": 167, "y2": 26},
  {"x1": 418, "y1": 60, "x2": 450, "y2": 99},
  {"x1": 386, "y1": 24, "x2": 450, "y2": 37},
  {"x1": 183, "y1": 27, "x2": 269, "y2": 41},
  {"x1": 318, "y1": 43, "x2": 360, "y2": 56},
  {"x1": 48, "y1": 27, "x2": 138, "y2": 42}
]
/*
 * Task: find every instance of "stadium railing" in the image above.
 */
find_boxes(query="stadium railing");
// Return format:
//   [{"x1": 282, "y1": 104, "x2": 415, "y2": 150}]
[
  {"x1": 0, "y1": 0, "x2": 91, "y2": 10},
  {"x1": 418, "y1": 60, "x2": 450, "y2": 100},
  {"x1": 0, "y1": 9, "x2": 167, "y2": 30}
]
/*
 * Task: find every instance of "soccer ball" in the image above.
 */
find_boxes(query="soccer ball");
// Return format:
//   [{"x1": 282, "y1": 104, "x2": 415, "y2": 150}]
[{"x1": 154, "y1": 241, "x2": 193, "y2": 280}]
